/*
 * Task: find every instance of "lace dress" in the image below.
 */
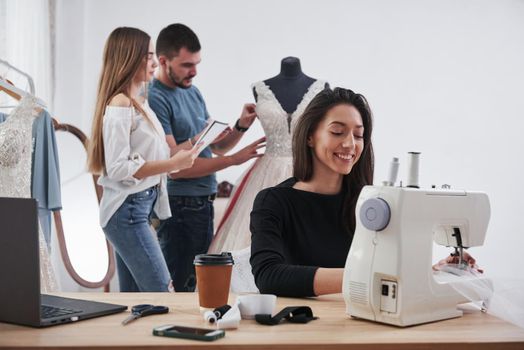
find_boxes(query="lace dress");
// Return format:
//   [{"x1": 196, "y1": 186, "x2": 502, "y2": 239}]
[
  {"x1": 208, "y1": 80, "x2": 326, "y2": 292},
  {"x1": 0, "y1": 95, "x2": 58, "y2": 292}
]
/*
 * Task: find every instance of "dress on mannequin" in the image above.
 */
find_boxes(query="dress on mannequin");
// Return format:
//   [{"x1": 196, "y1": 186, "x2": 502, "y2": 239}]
[
  {"x1": 208, "y1": 57, "x2": 327, "y2": 292},
  {"x1": 0, "y1": 95, "x2": 59, "y2": 292}
]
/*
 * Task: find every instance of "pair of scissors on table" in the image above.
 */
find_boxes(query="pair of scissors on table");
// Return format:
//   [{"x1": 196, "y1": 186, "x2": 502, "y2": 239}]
[{"x1": 122, "y1": 304, "x2": 169, "y2": 325}]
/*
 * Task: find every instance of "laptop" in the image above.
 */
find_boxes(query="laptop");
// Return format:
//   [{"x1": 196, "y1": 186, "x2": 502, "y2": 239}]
[{"x1": 0, "y1": 197, "x2": 127, "y2": 327}]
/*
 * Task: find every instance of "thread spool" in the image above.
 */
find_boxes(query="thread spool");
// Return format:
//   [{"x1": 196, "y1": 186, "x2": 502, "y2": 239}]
[
  {"x1": 213, "y1": 304, "x2": 231, "y2": 319},
  {"x1": 204, "y1": 310, "x2": 217, "y2": 323},
  {"x1": 407, "y1": 152, "x2": 420, "y2": 188},
  {"x1": 385, "y1": 157, "x2": 399, "y2": 186}
]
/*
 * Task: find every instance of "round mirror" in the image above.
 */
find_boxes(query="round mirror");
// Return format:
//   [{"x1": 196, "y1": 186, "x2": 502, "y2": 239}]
[{"x1": 53, "y1": 121, "x2": 114, "y2": 289}]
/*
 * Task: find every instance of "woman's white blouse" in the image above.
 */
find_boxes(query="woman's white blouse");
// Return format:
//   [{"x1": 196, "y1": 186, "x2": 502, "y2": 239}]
[{"x1": 98, "y1": 101, "x2": 171, "y2": 228}]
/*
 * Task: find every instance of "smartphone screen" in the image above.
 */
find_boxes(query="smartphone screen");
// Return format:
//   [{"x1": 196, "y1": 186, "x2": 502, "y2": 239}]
[
  {"x1": 169, "y1": 325, "x2": 217, "y2": 335},
  {"x1": 153, "y1": 324, "x2": 225, "y2": 341}
]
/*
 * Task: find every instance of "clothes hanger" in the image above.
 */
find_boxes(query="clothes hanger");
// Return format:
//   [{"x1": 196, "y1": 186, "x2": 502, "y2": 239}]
[
  {"x1": 0, "y1": 77, "x2": 22, "y2": 100},
  {"x1": 0, "y1": 59, "x2": 47, "y2": 109},
  {"x1": 0, "y1": 58, "x2": 36, "y2": 94},
  {"x1": 0, "y1": 78, "x2": 22, "y2": 110},
  {"x1": 0, "y1": 77, "x2": 47, "y2": 109}
]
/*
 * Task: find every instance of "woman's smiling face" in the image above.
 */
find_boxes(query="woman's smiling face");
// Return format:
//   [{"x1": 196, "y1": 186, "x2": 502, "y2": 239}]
[{"x1": 308, "y1": 103, "x2": 364, "y2": 177}]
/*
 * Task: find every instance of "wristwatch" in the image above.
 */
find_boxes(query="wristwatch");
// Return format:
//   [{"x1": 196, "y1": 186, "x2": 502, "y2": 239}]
[{"x1": 234, "y1": 119, "x2": 249, "y2": 132}]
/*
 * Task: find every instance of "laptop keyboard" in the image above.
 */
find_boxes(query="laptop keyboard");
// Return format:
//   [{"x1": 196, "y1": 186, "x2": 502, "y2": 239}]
[{"x1": 41, "y1": 304, "x2": 82, "y2": 319}]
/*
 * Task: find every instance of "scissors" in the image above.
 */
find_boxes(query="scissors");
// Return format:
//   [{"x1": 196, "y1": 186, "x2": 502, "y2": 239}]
[{"x1": 121, "y1": 304, "x2": 169, "y2": 325}]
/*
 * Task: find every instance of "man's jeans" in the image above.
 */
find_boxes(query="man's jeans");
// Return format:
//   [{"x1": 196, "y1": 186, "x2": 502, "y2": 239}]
[
  {"x1": 103, "y1": 186, "x2": 171, "y2": 292},
  {"x1": 157, "y1": 195, "x2": 214, "y2": 292}
]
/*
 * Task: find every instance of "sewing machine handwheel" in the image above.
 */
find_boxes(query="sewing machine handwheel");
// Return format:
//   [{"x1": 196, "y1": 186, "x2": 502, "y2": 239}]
[{"x1": 360, "y1": 198, "x2": 391, "y2": 231}]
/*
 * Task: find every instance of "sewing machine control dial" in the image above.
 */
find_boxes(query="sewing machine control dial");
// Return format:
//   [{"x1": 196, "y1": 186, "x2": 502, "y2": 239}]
[{"x1": 359, "y1": 198, "x2": 391, "y2": 231}]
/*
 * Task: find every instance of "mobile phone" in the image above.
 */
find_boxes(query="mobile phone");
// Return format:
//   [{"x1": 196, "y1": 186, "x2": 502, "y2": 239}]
[{"x1": 153, "y1": 324, "x2": 225, "y2": 341}]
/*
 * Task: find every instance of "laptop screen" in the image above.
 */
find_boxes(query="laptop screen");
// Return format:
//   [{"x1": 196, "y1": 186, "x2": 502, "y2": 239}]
[{"x1": 0, "y1": 197, "x2": 41, "y2": 326}]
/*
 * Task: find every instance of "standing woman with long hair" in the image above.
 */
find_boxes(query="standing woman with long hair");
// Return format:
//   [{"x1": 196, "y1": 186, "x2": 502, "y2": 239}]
[{"x1": 87, "y1": 27, "x2": 198, "y2": 292}]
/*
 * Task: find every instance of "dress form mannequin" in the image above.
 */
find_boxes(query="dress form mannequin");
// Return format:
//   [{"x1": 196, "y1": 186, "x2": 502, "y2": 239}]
[
  {"x1": 254, "y1": 57, "x2": 327, "y2": 132},
  {"x1": 255, "y1": 57, "x2": 316, "y2": 110},
  {"x1": 209, "y1": 58, "x2": 328, "y2": 293}
]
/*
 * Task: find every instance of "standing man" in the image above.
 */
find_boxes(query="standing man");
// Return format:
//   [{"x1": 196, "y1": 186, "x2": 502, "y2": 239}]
[{"x1": 149, "y1": 23, "x2": 265, "y2": 292}]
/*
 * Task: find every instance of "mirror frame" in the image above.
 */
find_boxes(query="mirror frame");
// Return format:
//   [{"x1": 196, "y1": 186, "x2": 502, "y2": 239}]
[{"x1": 52, "y1": 119, "x2": 115, "y2": 291}]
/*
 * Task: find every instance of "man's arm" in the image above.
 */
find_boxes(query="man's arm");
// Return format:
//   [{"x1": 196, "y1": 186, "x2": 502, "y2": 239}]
[
  {"x1": 170, "y1": 156, "x2": 234, "y2": 179},
  {"x1": 170, "y1": 136, "x2": 266, "y2": 179},
  {"x1": 163, "y1": 126, "x2": 222, "y2": 179},
  {"x1": 210, "y1": 128, "x2": 244, "y2": 156},
  {"x1": 211, "y1": 103, "x2": 257, "y2": 155}
]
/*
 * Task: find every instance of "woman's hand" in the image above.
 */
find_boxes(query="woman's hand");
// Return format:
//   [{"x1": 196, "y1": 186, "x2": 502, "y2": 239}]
[
  {"x1": 432, "y1": 251, "x2": 483, "y2": 273},
  {"x1": 169, "y1": 145, "x2": 200, "y2": 172}
]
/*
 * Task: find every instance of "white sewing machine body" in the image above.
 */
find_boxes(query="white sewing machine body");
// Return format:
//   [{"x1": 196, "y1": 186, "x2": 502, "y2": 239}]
[{"x1": 342, "y1": 185, "x2": 492, "y2": 326}]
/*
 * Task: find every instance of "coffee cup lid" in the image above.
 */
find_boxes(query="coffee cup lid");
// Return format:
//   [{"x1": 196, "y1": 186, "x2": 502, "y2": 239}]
[{"x1": 194, "y1": 252, "x2": 234, "y2": 265}]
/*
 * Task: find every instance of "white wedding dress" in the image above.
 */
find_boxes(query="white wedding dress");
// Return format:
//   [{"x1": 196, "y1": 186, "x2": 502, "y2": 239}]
[
  {"x1": 0, "y1": 95, "x2": 58, "y2": 292},
  {"x1": 208, "y1": 80, "x2": 326, "y2": 292}
]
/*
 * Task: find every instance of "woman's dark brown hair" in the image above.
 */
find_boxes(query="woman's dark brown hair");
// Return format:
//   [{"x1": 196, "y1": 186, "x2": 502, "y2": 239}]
[{"x1": 292, "y1": 87, "x2": 374, "y2": 233}]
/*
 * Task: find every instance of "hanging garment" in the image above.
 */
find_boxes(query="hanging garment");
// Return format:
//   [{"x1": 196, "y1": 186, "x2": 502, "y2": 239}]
[
  {"x1": 208, "y1": 80, "x2": 326, "y2": 292},
  {"x1": 1, "y1": 107, "x2": 62, "y2": 249},
  {"x1": 0, "y1": 95, "x2": 60, "y2": 292}
]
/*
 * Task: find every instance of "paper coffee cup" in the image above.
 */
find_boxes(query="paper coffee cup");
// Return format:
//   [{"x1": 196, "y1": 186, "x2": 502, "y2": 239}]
[{"x1": 194, "y1": 252, "x2": 234, "y2": 311}]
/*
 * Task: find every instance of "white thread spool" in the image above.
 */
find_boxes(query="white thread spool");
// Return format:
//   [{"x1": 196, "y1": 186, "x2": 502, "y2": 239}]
[
  {"x1": 204, "y1": 310, "x2": 217, "y2": 323},
  {"x1": 385, "y1": 157, "x2": 399, "y2": 186},
  {"x1": 407, "y1": 152, "x2": 420, "y2": 188}
]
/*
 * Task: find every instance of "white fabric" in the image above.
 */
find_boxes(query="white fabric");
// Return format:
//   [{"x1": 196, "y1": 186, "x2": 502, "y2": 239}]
[
  {"x1": 98, "y1": 102, "x2": 171, "y2": 228},
  {"x1": 485, "y1": 278, "x2": 524, "y2": 329},
  {"x1": 216, "y1": 294, "x2": 277, "y2": 329},
  {"x1": 217, "y1": 301, "x2": 241, "y2": 329},
  {"x1": 438, "y1": 264, "x2": 524, "y2": 329},
  {"x1": 230, "y1": 247, "x2": 258, "y2": 293},
  {"x1": 0, "y1": 94, "x2": 58, "y2": 292},
  {"x1": 208, "y1": 80, "x2": 326, "y2": 293},
  {"x1": 0, "y1": 96, "x2": 36, "y2": 196}
]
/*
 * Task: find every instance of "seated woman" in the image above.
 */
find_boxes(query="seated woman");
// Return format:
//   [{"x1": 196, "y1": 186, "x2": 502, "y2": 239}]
[{"x1": 250, "y1": 87, "x2": 478, "y2": 297}]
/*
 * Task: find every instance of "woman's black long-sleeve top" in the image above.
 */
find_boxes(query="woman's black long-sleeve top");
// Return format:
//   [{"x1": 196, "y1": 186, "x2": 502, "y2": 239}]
[{"x1": 250, "y1": 177, "x2": 353, "y2": 297}]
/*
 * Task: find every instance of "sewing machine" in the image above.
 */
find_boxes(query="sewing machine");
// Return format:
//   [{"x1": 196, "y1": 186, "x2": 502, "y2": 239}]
[{"x1": 342, "y1": 185, "x2": 492, "y2": 326}]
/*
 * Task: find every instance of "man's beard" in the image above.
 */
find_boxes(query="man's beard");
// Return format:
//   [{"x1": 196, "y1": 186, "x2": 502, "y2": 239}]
[{"x1": 168, "y1": 66, "x2": 193, "y2": 89}]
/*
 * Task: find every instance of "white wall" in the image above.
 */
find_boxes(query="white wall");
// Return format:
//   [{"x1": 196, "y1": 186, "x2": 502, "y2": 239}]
[{"x1": 54, "y1": 0, "x2": 524, "y2": 286}]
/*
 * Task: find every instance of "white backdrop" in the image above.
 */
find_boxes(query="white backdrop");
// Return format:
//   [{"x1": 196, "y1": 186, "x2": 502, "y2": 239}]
[{"x1": 54, "y1": 0, "x2": 524, "y2": 286}]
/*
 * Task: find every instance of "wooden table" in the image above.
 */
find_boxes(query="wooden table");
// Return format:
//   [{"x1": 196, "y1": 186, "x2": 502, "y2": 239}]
[{"x1": 1, "y1": 293, "x2": 523, "y2": 349}]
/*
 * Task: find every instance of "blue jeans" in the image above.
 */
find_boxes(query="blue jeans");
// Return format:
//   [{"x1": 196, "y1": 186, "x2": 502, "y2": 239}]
[
  {"x1": 103, "y1": 186, "x2": 171, "y2": 292},
  {"x1": 157, "y1": 195, "x2": 214, "y2": 292}
]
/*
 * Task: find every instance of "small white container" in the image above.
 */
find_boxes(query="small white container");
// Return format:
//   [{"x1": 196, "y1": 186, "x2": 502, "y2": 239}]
[{"x1": 237, "y1": 294, "x2": 277, "y2": 319}]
